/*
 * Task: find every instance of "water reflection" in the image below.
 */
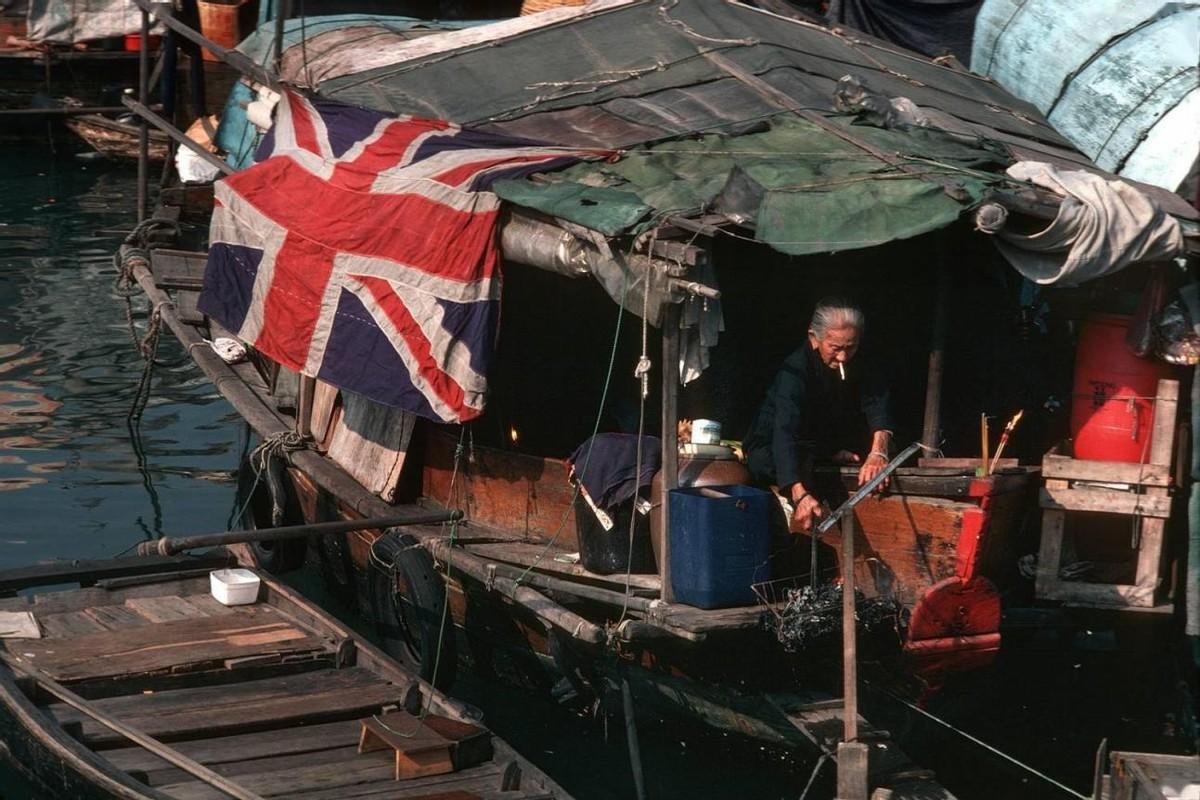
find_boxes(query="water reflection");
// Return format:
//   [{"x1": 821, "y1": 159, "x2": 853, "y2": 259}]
[{"x1": 0, "y1": 147, "x2": 242, "y2": 567}]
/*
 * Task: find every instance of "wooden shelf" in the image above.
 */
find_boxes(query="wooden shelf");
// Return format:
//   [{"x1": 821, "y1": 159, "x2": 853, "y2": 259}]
[{"x1": 1035, "y1": 379, "x2": 1178, "y2": 611}]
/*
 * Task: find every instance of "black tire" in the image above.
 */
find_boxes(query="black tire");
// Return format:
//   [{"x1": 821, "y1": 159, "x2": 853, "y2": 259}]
[
  {"x1": 369, "y1": 532, "x2": 458, "y2": 691},
  {"x1": 235, "y1": 457, "x2": 306, "y2": 573}
]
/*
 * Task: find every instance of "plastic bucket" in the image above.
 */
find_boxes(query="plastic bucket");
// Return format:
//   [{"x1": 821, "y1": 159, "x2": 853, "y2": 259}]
[{"x1": 668, "y1": 485, "x2": 771, "y2": 609}]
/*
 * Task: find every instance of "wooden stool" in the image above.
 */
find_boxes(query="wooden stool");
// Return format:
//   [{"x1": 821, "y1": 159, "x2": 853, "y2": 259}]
[{"x1": 358, "y1": 711, "x2": 491, "y2": 781}]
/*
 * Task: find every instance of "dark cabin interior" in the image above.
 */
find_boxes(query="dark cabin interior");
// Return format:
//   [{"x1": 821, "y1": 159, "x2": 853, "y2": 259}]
[{"x1": 480, "y1": 219, "x2": 1079, "y2": 466}]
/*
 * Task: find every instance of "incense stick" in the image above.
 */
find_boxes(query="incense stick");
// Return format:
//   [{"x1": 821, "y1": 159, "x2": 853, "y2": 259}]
[
  {"x1": 838, "y1": 363, "x2": 845, "y2": 381},
  {"x1": 980, "y1": 413, "x2": 989, "y2": 476}
]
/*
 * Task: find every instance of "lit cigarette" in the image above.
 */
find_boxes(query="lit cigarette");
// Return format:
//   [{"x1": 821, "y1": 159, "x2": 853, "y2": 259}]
[{"x1": 838, "y1": 363, "x2": 845, "y2": 381}]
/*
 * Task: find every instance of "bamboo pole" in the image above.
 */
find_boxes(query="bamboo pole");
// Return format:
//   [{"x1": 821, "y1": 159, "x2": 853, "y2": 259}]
[
  {"x1": 137, "y1": 511, "x2": 463, "y2": 556},
  {"x1": 659, "y1": 302, "x2": 681, "y2": 603}
]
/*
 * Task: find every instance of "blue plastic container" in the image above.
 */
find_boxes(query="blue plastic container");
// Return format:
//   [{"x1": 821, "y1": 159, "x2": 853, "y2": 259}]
[{"x1": 668, "y1": 484, "x2": 772, "y2": 609}]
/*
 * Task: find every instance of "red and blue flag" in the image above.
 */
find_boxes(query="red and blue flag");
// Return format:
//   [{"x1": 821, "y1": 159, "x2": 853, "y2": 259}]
[{"x1": 199, "y1": 91, "x2": 588, "y2": 423}]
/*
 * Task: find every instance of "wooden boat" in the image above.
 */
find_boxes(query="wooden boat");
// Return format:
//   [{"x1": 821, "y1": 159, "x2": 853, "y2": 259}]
[
  {"x1": 65, "y1": 113, "x2": 170, "y2": 162},
  {"x1": 0, "y1": 550, "x2": 570, "y2": 800},
  {"x1": 109, "y1": 226, "x2": 1040, "y2": 758}
]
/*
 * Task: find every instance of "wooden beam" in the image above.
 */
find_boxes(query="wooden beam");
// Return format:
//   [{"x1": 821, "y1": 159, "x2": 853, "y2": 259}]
[
  {"x1": 122, "y1": 97, "x2": 234, "y2": 177},
  {"x1": 0, "y1": 553, "x2": 231, "y2": 594},
  {"x1": 1039, "y1": 487, "x2": 1172, "y2": 518},
  {"x1": 841, "y1": 512, "x2": 858, "y2": 744}
]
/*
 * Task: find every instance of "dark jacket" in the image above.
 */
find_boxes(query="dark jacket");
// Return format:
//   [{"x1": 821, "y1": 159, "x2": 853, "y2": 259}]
[{"x1": 743, "y1": 345, "x2": 893, "y2": 493}]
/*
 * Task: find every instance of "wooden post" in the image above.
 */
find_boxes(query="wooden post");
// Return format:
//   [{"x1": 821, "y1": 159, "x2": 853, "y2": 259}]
[
  {"x1": 137, "y1": 7, "x2": 150, "y2": 222},
  {"x1": 841, "y1": 511, "x2": 858, "y2": 743},
  {"x1": 921, "y1": 265, "x2": 950, "y2": 453},
  {"x1": 297, "y1": 374, "x2": 316, "y2": 440},
  {"x1": 659, "y1": 302, "x2": 681, "y2": 603},
  {"x1": 837, "y1": 512, "x2": 869, "y2": 800}
]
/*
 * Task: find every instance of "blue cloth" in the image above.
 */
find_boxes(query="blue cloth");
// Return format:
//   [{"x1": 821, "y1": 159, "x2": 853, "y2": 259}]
[{"x1": 568, "y1": 433, "x2": 662, "y2": 511}]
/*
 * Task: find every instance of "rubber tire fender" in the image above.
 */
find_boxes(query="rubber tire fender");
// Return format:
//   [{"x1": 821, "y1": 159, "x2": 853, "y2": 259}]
[
  {"x1": 369, "y1": 532, "x2": 458, "y2": 691},
  {"x1": 236, "y1": 456, "x2": 306, "y2": 573}
]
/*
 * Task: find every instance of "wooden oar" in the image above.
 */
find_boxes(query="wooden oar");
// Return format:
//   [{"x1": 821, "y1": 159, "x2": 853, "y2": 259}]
[{"x1": 0, "y1": 655, "x2": 266, "y2": 800}]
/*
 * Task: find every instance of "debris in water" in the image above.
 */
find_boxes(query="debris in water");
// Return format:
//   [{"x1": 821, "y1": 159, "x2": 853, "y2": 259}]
[{"x1": 766, "y1": 583, "x2": 899, "y2": 652}]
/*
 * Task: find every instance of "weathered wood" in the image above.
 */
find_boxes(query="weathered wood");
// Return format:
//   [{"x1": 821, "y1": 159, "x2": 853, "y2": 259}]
[
  {"x1": 837, "y1": 741, "x2": 870, "y2": 800},
  {"x1": 460, "y1": 541, "x2": 660, "y2": 594},
  {"x1": 1148, "y1": 379, "x2": 1179, "y2": 467},
  {"x1": 1041, "y1": 456, "x2": 1171, "y2": 487},
  {"x1": 37, "y1": 611, "x2": 108, "y2": 639},
  {"x1": 26, "y1": 576, "x2": 212, "y2": 615},
  {"x1": 310, "y1": 380, "x2": 340, "y2": 446},
  {"x1": 2, "y1": 657, "x2": 265, "y2": 800},
  {"x1": 1039, "y1": 487, "x2": 1172, "y2": 518},
  {"x1": 326, "y1": 392, "x2": 416, "y2": 503},
  {"x1": 52, "y1": 668, "x2": 403, "y2": 749},
  {"x1": 0, "y1": 552, "x2": 231, "y2": 594},
  {"x1": 136, "y1": 744, "x2": 372, "y2": 789},
  {"x1": 359, "y1": 711, "x2": 491, "y2": 781},
  {"x1": 103, "y1": 719, "x2": 364, "y2": 775},
  {"x1": 0, "y1": 611, "x2": 41, "y2": 639},
  {"x1": 125, "y1": 595, "x2": 212, "y2": 623},
  {"x1": 7, "y1": 605, "x2": 326, "y2": 682},
  {"x1": 841, "y1": 513, "x2": 858, "y2": 745},
  {"x1": 422, "y1": 430, "x2": 580, "y2": 547},
  {"x1": 81, "y1": 604, "x2": 153, "y2": 632},
  {"x1": 150, "y1": 249, "x2": 207, "y2": 291}
]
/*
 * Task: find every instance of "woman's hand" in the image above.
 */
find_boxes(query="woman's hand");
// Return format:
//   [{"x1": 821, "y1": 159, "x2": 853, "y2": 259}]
[
  {"x1": 790, "y1": 491, "x2": 824, "y2": 532},
  {"x1": 857, "y1": 451, "x2": 889, "y2": 491}
]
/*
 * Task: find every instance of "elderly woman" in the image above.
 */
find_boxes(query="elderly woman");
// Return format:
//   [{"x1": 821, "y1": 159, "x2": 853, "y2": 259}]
[{"x1": 742, "y1": 298, "x2": 894, "y2": 533}]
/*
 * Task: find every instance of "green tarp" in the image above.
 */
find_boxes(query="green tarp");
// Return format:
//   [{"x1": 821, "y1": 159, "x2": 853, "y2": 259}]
[{"x1": 495, "y1": 114, "x2": 1006, "y2": 256}]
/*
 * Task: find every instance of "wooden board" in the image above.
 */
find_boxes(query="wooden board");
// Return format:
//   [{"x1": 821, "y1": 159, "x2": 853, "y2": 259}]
[
  {"x1": 6, "y1": 605, "x2": 328, "y2": 682},
  {"x1": 423, "y1": 430, "x2": 580, "y2": 548},
  {"x1": 460, "y1": 540, "x2": 661, "y2": 594},
  {"x1": 1039, "y1": 487, "x2": 1172, "y2": 518},
  {"x1": 49, "y1": 667, "x2": 404, "y2": 749},
  {"x1": 1041, "y1": 455, "x2": 1171, "y2": 487},
  {"x1": 326, "y1": 391, "x2": 415, "y2": 503},
  {"x1": 150, "y1": 249, "x2": 207, "y2": 291}
]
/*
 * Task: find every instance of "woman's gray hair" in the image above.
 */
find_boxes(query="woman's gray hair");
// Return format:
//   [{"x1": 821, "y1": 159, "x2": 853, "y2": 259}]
[{"x1": 809, "y1": 298, "x2": 864, "y2": 340}]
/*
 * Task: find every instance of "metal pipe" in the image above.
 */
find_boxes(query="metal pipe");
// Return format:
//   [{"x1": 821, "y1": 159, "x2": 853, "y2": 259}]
[
  {"x1": 121, "y1": 97, "x2": 234, "y2": 176},
  {"x1": 137, "y1": 7, "x2": 150, "y2": 222},
  {"x1": 0, "y1": 105, "x2": 154, "y2": 117},
  {"x1": 138, "y1": 511, "x2": 463, "y2": 556}
]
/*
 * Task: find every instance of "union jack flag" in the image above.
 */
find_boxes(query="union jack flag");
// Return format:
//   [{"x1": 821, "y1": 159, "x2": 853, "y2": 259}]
[{"x1": 198, "y1": 91, "x2": 589, "y2": 423}]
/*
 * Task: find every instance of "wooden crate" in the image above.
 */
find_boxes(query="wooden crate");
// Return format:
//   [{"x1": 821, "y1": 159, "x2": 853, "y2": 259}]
[{"x1": 1035, "y1": 379, "x2": 1179, "y2": 610}]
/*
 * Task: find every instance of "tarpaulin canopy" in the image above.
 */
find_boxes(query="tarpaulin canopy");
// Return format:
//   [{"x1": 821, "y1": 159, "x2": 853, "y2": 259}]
[{"x1": 495, "y1": 113, "x2": 1005, "y2": 254}]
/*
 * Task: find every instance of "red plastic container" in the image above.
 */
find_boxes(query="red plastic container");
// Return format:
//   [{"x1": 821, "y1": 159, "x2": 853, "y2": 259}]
[
  {"x1": 1070, "y1": 314, "x2": 1171, "y2": 463},
  {"x1": 124, "y1": 33, "x2": 161, "y2": 51}
]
